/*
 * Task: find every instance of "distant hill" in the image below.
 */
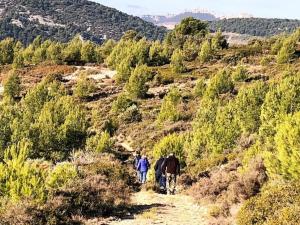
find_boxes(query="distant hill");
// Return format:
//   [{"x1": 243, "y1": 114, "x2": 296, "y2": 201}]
[
  {"x1": 143, "y1": 11, "x2": 300, "y2": 37},
  {"x1": 142, "y1": 11, "x2": 217, "y2": 29},
  {"x1": 0, "y1": 0, "x2": 167, "y2": 44},
  {"x1": 209, "y1": 18, "x2": 300, "y2": 36}
]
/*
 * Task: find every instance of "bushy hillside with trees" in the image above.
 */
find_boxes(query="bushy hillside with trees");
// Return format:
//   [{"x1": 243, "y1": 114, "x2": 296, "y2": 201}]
[
  {"x1": 0, "y1": 0, "x2": 167, "y2": 45},
  {"x1": 0, "y1": 17, "x2": 300, "y2": 224},
  {"x1": 209, "y1": 18, "x2": 300, "y2": 36}
]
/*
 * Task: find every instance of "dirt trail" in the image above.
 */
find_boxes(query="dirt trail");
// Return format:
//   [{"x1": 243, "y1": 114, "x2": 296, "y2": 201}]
[{"x1": 108, "y1": 190, "x2": 209, "y2": 225}]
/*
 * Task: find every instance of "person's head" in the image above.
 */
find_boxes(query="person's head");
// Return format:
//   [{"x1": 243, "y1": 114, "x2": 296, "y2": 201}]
[
  {"x1": 142, "y1": 155, "x2": 147, "y2": 159},
  {"x1": 135, "y1": 151, "x2": 141, "y2": 156}
]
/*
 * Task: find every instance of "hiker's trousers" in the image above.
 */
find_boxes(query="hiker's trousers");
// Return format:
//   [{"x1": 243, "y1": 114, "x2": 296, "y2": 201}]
[{"x1": 166, "y1": 173, "x2": 177, "y2": 194}]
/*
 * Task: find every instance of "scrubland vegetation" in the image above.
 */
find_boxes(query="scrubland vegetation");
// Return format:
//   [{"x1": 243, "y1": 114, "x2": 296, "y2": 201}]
[{"x1": 0, "y1": 17, "x2": 300, "y2": 224}]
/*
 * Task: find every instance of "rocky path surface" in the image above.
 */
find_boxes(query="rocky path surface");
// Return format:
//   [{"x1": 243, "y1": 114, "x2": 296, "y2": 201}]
[{"x1": 107, "y1": 190, "x2": 208, "y2": 225}]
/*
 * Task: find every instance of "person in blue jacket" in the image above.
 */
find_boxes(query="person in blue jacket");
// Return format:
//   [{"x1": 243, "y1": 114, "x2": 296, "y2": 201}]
[{"x1": 137, "y1": 155, "x2": 150, "y2": 184}]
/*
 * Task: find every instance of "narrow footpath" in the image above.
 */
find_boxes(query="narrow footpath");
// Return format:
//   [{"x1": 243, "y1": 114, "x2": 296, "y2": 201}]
[{"x1": 108, "y1": 190, "x2": 209, "y2": 225}]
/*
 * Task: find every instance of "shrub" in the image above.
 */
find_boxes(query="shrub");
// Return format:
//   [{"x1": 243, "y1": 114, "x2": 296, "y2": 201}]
[
  {"x1": 31, "y1": 96, "x2": 88, "y2": 161},
  {"x1": 125, "y1": 64, "x2": 150, "y2": 99},
  {"x1": 193, "y1": 77, "x2": 206, "y2": 97},
  {"x1": 157, "y1": 87, "x2": 182, "y2": 123},
  {"x1": 46, "y1": 162, "x2": 78, "y2": 190},
  {"x1": 86, "y1": 131, "x2": 114, "y2": 153},
  {"x1": 237, "y1": 181, "x2": 300, "y2": 225},
  {"x1": 204, "y1": 69, "x2": 234, "y2": 99},
  {"x1": 81, "y1": 40, "x2": 96, "y2": 63},
  {"x1": 3, "y1": 70, "x2": 21, "y2": 99},
  {"x1": 149, "y1": 40, "x2": 169, "y2": 66},
  {"x1": 265, "y1": 112, "x2": 300, "y2": 180},
  {"x1": 0, "y1": 140, "x2": 48, "y2": 203},
  {"x1": 117, "y1": 104, "x2": 142, "y2": 123},
  {"x1": 259, "y1": 74, "x2": 300, "y2": 140},
  {"x1": 199, "y1": 40, "x2": 212, "y2": 63},
  {"x1": 115, "y1": 57, "x2": 132, "y2": 84},
  {"x1": 153, "y1": 133, "x2": 186, "y2": 165},
  {"x1": 110, "y1": 93, "x2": 135, "y2": 115},
  {"x1": 73, "y1": 72, "x2": 97, "y2": 99},
  {"x1": 170, "y1": 49, "x2": 186, "y2": 73},
  {"x1": 234, "y1": 81, "x2": 268, "y2": 134},
  {"x1": 232, "y1": 64, "x2": 248, "y2": 82}
]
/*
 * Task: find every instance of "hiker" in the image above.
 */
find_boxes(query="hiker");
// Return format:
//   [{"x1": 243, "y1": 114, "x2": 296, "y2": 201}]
[
  {"x1": 161, "y1": 153, "x2": 180, "y2": 195},
  {"x1": 154, "y1": 156, "x2": 166, "y2": 190},
  {"x1": 137, "y1": 155, "x2": 150, "y2": 184},
  {"x1": 133, "y1": 151, "x2": 141, "y2": 182}
]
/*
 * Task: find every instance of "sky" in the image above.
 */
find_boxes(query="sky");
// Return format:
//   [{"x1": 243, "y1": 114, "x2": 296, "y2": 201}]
[{"x1": 95, "y1": 0, "x2": 299, "y2": 19}]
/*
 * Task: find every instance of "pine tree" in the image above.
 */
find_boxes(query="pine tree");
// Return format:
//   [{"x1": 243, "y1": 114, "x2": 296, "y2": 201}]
[
  {"x1": 125, "y1": 64, "x2": 150, "y2": 99},
  {"x1": 232, "y1": 64, "x2": 248, "y2": 82},
  {"x1": 199, "y1": 40, "x2": 212, "y2": 63},
  {"x1": 63, "y1": 36, "x2": 82, "y2": 64},
  {"x1": 12, "y1": 41, "x2": 24, "y2": 69},
  {"x1": 170, "y1": 49, "x2": 186, "y2": 73},
  {"x1": 266, "y1": 112, "x2": 300, "y2": 180},
  {"x1": 115, "y1": 57, "x2": 132, "y2": 84},
  {"x1": 73, "y1": 72, "x2": 97, "y2": 99},
  {"x1": 81, "y1": 40, "x2": 96, "y2": 63},
  {"x1": 157, "y1": 87, "x2": 182, "y2": 123},
  {"x1": 204, "y1": 69, "x2": 234, "y2": 99},
  {"x1": 276, "y1": 36, "x2": 297, "y2": 64},
  {"x1": 3, "y1": 70, "x2": 21, "y2": 99},
  {"x1": 0, "y1": 38, "x2": 14, "y2": 65}
]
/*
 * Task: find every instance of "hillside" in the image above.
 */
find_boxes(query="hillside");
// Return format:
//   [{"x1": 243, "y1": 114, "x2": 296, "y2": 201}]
[
  {"x1": 1, "y1": 17, "x2": 300, "y2": 224},
  {"x1": 143, "y1": 12, "x2": 300, "y2": 36},
  {"x1": 142, "y1": 11, "x2": 217, "y2": 29},
  {"x1": 0, "y1": 0, "x2": 167, "y2": 44},
  {"x1": 209, "y1": 18, "x2": 300, "y2": 36}
]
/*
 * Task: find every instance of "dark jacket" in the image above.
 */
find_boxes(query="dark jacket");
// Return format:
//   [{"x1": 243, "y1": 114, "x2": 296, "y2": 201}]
[
  {"x1": 161, "y1": 156, "x2": 180, "y2": 175},
  {"x1": 154, "y1": 157, "x2": 165, "y2": 178},
  {"x1": 134, "y1": 155, "x2": 141, "y2": 169},
  {"x1": 137, "y1": 158, "x2": 150, "y2": 172}
]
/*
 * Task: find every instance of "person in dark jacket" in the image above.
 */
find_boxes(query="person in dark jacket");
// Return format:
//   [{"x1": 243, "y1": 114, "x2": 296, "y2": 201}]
[
  {"x1": 154, "y1": 156, "x2": 166, "y2": 190},
  {"x1": 133, "y1": 151, "x2": 141, "y2": 182},
  {"x1": 137, "y1": 155, "x2": 150, "y2": 184},
  {"x1": 161, "y1": 153, "x2": 180, "y2": 195}
]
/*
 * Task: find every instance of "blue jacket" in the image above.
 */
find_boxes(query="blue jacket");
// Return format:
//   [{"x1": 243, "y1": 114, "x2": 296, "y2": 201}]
[{"x1": 137, "y1": 158, "x2": 150, "y2": 172}]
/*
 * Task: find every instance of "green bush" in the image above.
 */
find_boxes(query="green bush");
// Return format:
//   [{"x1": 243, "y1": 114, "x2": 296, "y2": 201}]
[
  {"x1": 199, "y1": 40, "x2": 212, "y2": 63},
  {"x1": 0, "y1": 140, "x2": 48, "y2": 203},
  {"x1": 204, "y1": 69, "x2": 234, "y2": 99},
  {"x1": 232, "y1": 64, "x2": 248, "y2": 82},
  {"x1": 86, "y1": 131, "x2": 114, "y2": 153},
  {"x1": 237, "y1": 181, "x2": 300, "y2": 225},
  {"x1": 185, "y1": 98, "x2": 219, "y2": 162},
  {"x1": 46, "y1": 162, "x2": 77, "y2": 190},
  {"x1": 193, "y1": 77, "x2": 206, "y2": 97},
  {"x1": 259, "y1": 74, "x2": 300, "y2": 140},
  {"x1": 110, "y1": 93, "x2": 135, "y2": 115},
  {"x1": 115, "y1": 57, "x2": 132, "y2": 83},
  {"x1": 265, "y1": 112, "x2": 300, "y2": 180},
  {"x1": 73, "y1": 72, "x2": 97, "y2": 99},
  {"x1": 234, "y1": 81, "x2": 268, "y2": 134},
  {"x1": 125, "y1": 64, "x2": 150, "y2": 99},
  {"x1": 170, "y1": 49, "x2": 186, "y2": 73},
  {"x1": 153, "y1": 133, "x2": 186, "y2": 165},
  {"x1": 117, "y1": 104, "x2": 142, "y2": 123},
  {"x1": 157, "y1": 87, "x2": 182, "y2": 123},
  {"x1": 3, "y1": 70, "x2": 21, "y2": 99}
]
